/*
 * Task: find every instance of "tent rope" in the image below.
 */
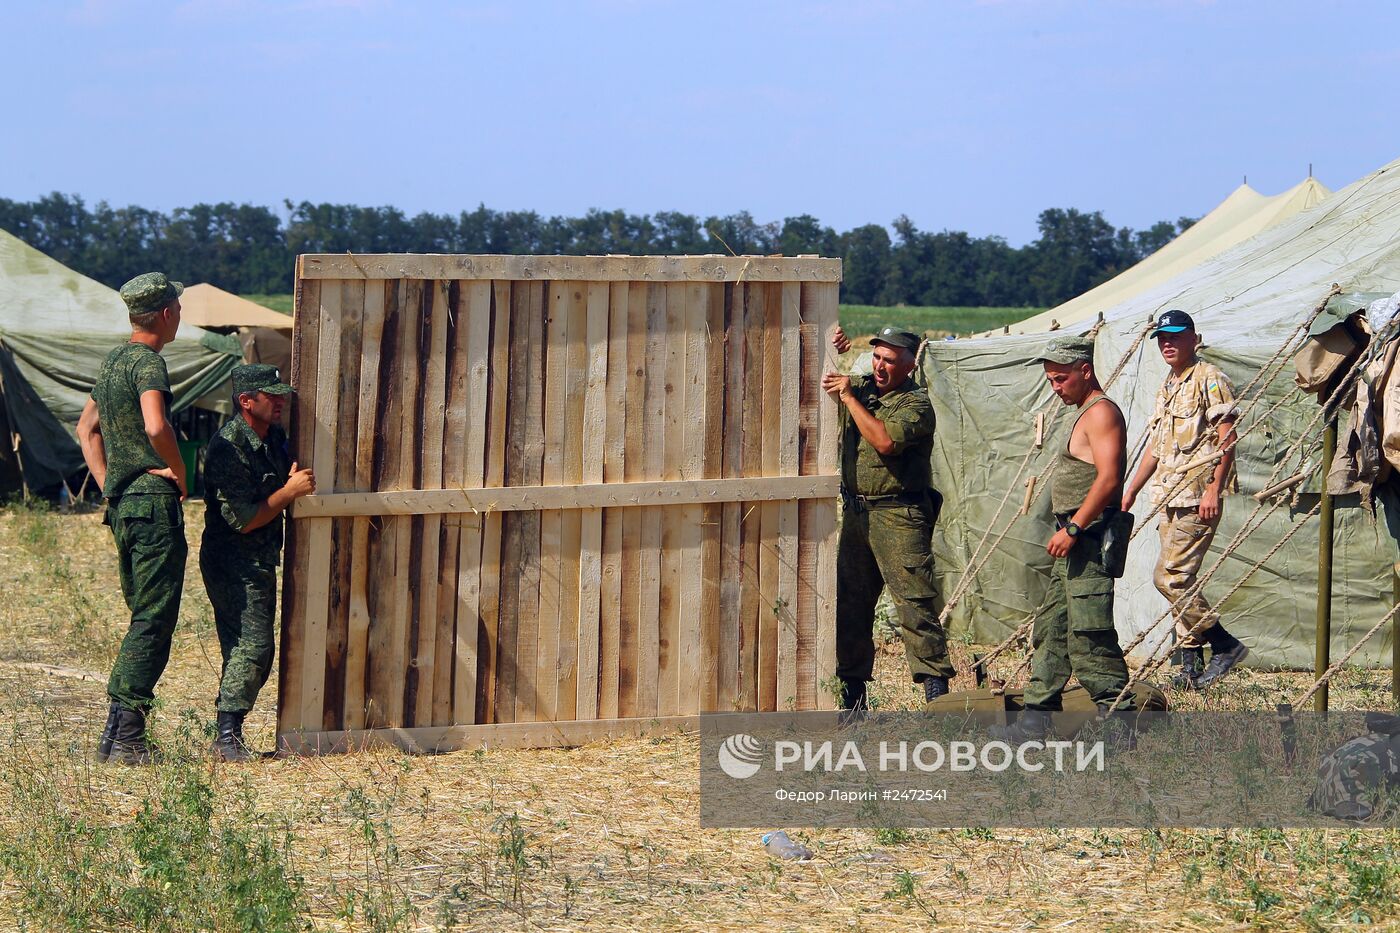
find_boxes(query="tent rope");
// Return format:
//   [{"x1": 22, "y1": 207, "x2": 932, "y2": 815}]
[{"x1": 1291, "y1": 601, "x2": 1400, "y2": 710}]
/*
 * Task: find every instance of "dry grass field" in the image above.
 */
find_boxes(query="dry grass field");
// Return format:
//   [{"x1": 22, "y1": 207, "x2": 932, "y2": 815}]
[{"x1": 0, "y1": 501, "x2": 1397, "y2": 930}]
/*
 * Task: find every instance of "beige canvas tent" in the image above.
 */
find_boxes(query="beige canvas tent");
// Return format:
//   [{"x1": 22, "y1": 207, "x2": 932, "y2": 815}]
[
  {"x1": 178, "y1": 283, "x2": 293, "y2": 330},
  {"x1": 990, "y1": 177, "x2": 1331, "y2": 336}
]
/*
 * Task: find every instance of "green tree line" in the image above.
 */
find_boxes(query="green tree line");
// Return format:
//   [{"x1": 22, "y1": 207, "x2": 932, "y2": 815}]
[{"x1": 0, "y1": 193, "x2": 1194, "y2": 307}]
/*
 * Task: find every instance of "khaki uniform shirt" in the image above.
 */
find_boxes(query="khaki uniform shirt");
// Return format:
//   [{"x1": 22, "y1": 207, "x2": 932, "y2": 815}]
[
  {"x1": 1149, "y1": 360, "x2": 1240, "y2": 509},
  {"x1": 838, "y1": 374, "x2": 935, "y2": 497}
]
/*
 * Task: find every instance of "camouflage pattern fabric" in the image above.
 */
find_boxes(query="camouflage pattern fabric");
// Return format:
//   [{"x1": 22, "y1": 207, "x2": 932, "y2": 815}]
[
  {"x1": 1022, "y1": 520, "x2": 1135, "y2": 711},
  {"x1": 1155, "y1": 506, "x2": 1220, "y2": 648},
  {"x1": 91, "y1": 343, "x2": 178, "y2": 498},
  {"x1": 1309, "y1": 731, "x2": 1400, "y2": 821},
  {"x1": 1150, "y1": 360, "x2": 1240, "y2": 509},
  {"x1": 105, "y1": 494, "x2": 187, "y2": 712},
  {"x1": 202, "y1": 416, "x2": 291, "y2": 566},
  {"x1": 838, "y1": 374, "x2": 936, "y2": 497},
  {"x1": 836, "y1": 500, "x2": 953, "y2": 682},
  {"x1": 200, "y1": 550, "x2": 277, "y2": 713},
  {"x1": 200, "y1": 415, "x2": 292, "y2": 712}
]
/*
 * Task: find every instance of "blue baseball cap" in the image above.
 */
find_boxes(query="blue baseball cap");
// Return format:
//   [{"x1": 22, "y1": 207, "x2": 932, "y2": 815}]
[{"x1": 1149, "y1": 309, "x2": 1195, "y2": 337}]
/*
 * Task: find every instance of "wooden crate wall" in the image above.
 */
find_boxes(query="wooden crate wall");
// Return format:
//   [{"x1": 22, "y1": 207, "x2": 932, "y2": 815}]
[{"x1": 278, "y1": 255, "x2": 841, "y2": 753}]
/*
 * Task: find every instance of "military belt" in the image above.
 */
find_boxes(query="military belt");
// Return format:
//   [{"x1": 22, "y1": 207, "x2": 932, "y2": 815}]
[{"x1": 841, "y1": 489, "x2": 927, "y2": 510}]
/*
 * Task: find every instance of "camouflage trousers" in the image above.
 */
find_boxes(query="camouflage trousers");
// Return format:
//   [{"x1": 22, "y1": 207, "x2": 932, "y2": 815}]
[
  {"x1": 835, "y1": 500, "x2": 953, "y2": 683},
  {"x1": 1024, "y1": 520, "x2": 1134, "y2": 711},
  {"x1": 1155, "y1": 507, "x2": 1219, "y2": 648},
  {"x1": 106, "y1": 495, "x2": 187, "y2": 712},
  {"x1": 200, "y1": 546, "x2": 277, "y2": 714}
]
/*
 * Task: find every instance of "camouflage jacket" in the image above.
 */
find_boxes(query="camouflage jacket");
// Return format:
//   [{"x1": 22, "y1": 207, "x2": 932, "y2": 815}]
[
  {"x1": 202, "y1": 416, "x2": 291, "y2": 565},
  {"x1": 1149, "y1": 360, "x2": 1241, "y2": 509},
  {"x1": 838, "y1": 374, "x2": 935, "y2": 497},
  {"x1": 92, "y1": 342, "x2": 178, "y2": 499},
  {"x1": 1308, "y1": 727, "x2": 1400, "y2": 821}
]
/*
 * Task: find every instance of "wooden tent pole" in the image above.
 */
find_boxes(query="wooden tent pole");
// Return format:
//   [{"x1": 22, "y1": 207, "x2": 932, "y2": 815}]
[{"x1": 1314, "y1": 418, "x2": 1337, "y2": 713}]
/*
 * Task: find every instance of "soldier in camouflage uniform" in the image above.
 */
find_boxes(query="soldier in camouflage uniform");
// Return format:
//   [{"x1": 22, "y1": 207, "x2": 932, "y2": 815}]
[
  {"x1": 996, "y1": 336, "x2": 1135, "y2": 742},
  {"x1": 823, "y1": 326, "x2": 951, "y2": 712},
  {"x1": 1123, "y1": 310, "x2": 1248, "y2": 689},
  {"x1": 1309, "y1": 714, "x2": 1400, "y2": 821},
  {"x1": 202, "y1": 364, "x2": 315, "y2": 761},
  {"x1": 76, "y1": 272, "x2": 189, "y2": 765}
]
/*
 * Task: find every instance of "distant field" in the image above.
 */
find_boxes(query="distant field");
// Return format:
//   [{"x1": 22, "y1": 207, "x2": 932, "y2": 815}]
[
  {"x1": 242, "y1": 293, "x2": 293, "y2": 314},
  {"x1": 239, "y1": 296, "x2": 1037, "y2": 338},
  {"x1": 840, "y1": 304, "x2": 1038, "y2": 338}
]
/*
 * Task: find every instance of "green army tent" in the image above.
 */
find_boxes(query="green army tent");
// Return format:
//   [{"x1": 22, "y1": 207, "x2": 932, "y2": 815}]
[
  {"x1": 925, "y1": 157, "x2": 1400, "y2": 670},
  {"x1": 0, "y1": 229, "x2": 243, "y2": 493}
]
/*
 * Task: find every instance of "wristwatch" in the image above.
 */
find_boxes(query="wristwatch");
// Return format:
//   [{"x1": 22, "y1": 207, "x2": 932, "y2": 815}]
[{"x1": 1065, "y1": 521, "x2": 1081, "y2": 538}]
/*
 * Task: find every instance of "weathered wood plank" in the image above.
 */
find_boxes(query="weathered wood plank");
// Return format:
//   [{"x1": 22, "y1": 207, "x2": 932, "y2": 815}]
[
  {"x1": 809, "y1": 282, "x2": 841, "y2": 710},
  {"x1": 757, "y1": 283, "x2": 783, "y2": 712},
  {"x1": 597, "y1": 282, "x2": 628, "y2": 719},
  {"x1": 717, "y1": 282, "x2": 744, "y2": 713},
  {"x1": 450, "y1": 280, "x2": 492, "y2": 725},
  {"x1": 299, "y1": 277, "x2": 343, "y2": 730},
  {"x1": 795, "y1": 287, "x2": 822, "y2": 708},
  {"x1": 675, "y1": 282, "x2": 706, "y2": 715},
  {"x1": 279, "y1": 715, "x2": 702, "y2": 756},
  {"x1": 536, "y1": 282, "x2": 570, "y2": 721},
  {"x1": 278, "y1": 275, "x2": 318, "y2": 734},
  {"x1": 301, "y1": 253, "x2": 842, "y2": 283},
  {"x1": 365, "y1": 281, "x2": 403, "y2": 729},
  {"x1": 344, "y1": 280, "x2": 386, "y2": 729},
  {"x1": 557, "y1": 282, "x2": 592, "y2": 721},
  {"x1": 411, "y1": 280, "x2": 450, "y2": 726},
  {"x1": 738, "y1": 282, "x2": 766, "y2": 711},
  {"x1": 618, "y1": 281, "x2": 647, "y2": 718},
  {"x1": 514, "y1": 280, "x2": 547, "y2": 723},
  {"x1": 699, "y1": 282, "x2": 725, "y2": 712},
  {"x1": 476, "y1": 281, "x2": 512, "y2": 723},
  {"x1": 576, "y1": 281, "x2": 609, "y2": 720},
  {"x1": 656, "y1": 282, "x2": 687, "y2": 718},
  {"x1": 324, "y1": 278, "x2": 364, "y2": 730},
  {"x1": 777, "y1": 281, "x2": 802, "y2": 709}
]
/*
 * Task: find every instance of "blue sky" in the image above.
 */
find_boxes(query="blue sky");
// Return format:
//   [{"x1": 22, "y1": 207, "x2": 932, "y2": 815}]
[{"x1": 5, "y1": 0, "x2": 1398, "y2": 244}]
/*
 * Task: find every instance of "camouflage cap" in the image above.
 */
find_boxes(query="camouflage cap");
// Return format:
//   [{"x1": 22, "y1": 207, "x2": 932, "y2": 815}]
[
  {"x1": 120, "y1": 272, "x2": 184, "y2": 316},
  {"x1": 1031, "y1": 335, "x2": 1095, "y2": 366},
  {"x1": 232, "y1": 363, "x2": 294, "y2": 397},
  {"x1": 870, "y1": 327, "x2": 921, "y2": 354}
]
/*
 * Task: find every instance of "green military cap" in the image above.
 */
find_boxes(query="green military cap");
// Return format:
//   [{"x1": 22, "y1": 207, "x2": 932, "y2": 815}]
[
  {"x1": 870, "y1": 327, "x2": 921, "y2": 353},
  {"x1": 1030, "y1": 335, "x2": 1095, "y2": 366},
  {"x1": 120, "y1": 272, "x2": 184, "y2": 316},
  {"x1": 232, "y1": 363, "x2": 294, "y2": 397}
]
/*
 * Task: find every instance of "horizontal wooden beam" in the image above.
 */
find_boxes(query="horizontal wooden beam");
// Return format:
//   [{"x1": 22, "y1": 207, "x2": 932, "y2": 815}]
[
  {"x1": 297, "y1": 253, "x2": 843, "y2": 284},
  {"x1": 293, "y1": 474, "x2": 840, "y2": 519},
  {"x1": 277, "y1": 715, "x2": 700, "y2": 755}
]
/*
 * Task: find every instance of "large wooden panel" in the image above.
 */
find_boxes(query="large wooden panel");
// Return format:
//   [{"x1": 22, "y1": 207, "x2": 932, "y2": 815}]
[{"x1": 281, "y1": 254, "x2": 841, "y2": 750}]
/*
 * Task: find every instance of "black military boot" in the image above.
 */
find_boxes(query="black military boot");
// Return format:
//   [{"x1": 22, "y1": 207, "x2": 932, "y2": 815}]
[
  {"x1": 95, "y1": 700, "x2": 121, "y2": 763},
  {"x1": 1195, "y1": 642, "x2": 1249, "y2": 690},
  {"x1": 990, "y1": 708, "x2": 1051, "y2": 743},
  {"x1": 107, "y1": 707, "x2": 158, "y2": 766},
  {"x1": 838, "y1": 678, "x2": 868, "y2": 726},
  {"x1": 213, "y1": 710, "x2": 255, "y2": 763},
  {"x1": 1170, "y1": 647, "x2": 1204, "y2": 690},
  {"x1": 922, "y1": 675, "x2": 950, "y2": 703}
]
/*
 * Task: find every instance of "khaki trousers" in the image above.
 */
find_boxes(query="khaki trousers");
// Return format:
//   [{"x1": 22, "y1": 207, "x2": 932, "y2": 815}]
[{"x1": 1154, "y1": 507, "x2": 1220, "y2": 648}]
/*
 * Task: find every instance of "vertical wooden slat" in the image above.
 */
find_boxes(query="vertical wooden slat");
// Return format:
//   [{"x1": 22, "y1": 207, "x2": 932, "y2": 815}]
[
  {"x1": 718, "y1": 282, "x2": 745, "y2": 712},
  {"x1": 344, "y1": 281, "x2": 385, "y2": 729},
  {"x1": 324, "y1": 278, "x2": 364, "y2": 730},
  {"x1": 477, "y1": 281, "x2": 511, "y2": 724},
  {"x1": 795, "y1": 285, "x2": 822, "y2": 709},
  {"x1": 364, "y1": 281, "x2": 401, "y2": 728},
  {"x1": 776, "y1": 281, "x2": 802, "y2": 709},
  {"x1": 619, "y1": 281, "x2": 648, "y2": 717},
  {"x1": 558, "y1": 282, "x2": 592, "y2": 721},
  {"x1": 657, "y1": 281, "x2": 687, "y2": 717},
  {"x1": 739, "y1": 282, "x2": 766, "y2": 711},
  {"x1": 700, "y1": 282, "x2": 725, "y2": 712},
  {"x1": 810, "y1": 282, "x2": 841, "y2": 710},
  {"x1": 676, "y1": 282, "x2": 706, "y2": 714},
  {"x1": 411, "y1": 281, "x2": 450, "y2": 726},
  {"x1": 637, "y1": 283, "x2": 667, "y2": 717},
  {"x1": 299, "y1": 279, "x2": 343, "y2": 730},
  {"x1": 450, "y1": 280, "x2": 492, "y2": 725},
  {"x1": 434, "y1": 281, "x2": 468, "y2": 725},
  {"x1": 537, "y1": 283, "x2": 570, "y2": 721},
  {"x1": 577, "y1": 282, "x2": 610, "y2": 720},
  {"x1": 514, "y1": 281, "x2": 547, "y2": 723},
  {"x1": 278, "y1": 274, "x2": 318, "y2": 736},
  {"x1": 757, "y1": 283, "x2": 783, "y2": 712},
  {"x1": 598, "y1": 283, "x2": 630, "y2": 719}
]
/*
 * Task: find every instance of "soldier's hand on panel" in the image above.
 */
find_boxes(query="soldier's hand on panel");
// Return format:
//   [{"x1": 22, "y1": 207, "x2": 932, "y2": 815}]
[
  {"x1": 831, "y1": 325, "x2": 852, "y2": 355},
  {"x1": 821, "y1": 372, "x2": 852, "y2": 401},
  {"x1": 284, "y1": 461, "x2": 317, "y2": 500}
]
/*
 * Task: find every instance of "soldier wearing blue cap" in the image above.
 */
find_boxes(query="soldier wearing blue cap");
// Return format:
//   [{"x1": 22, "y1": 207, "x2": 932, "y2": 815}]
[
  {"x1": 1122, "y1": 309, "x2": 1247, "y2": 689},
  {"x1": 823, "y1": 325, "x2": 951, "y2": 714},
  {"x1": 201, "y1": 364, "x2": 316, "y2": 761},
  {"x1": 77, "y1": 272, "x2": 189, "y2": 765}
]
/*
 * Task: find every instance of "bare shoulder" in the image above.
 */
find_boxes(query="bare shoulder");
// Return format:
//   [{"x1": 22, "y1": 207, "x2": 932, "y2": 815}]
[{"x1": 1084, "y1": 396, "x2": 1127, "y2": 431}]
